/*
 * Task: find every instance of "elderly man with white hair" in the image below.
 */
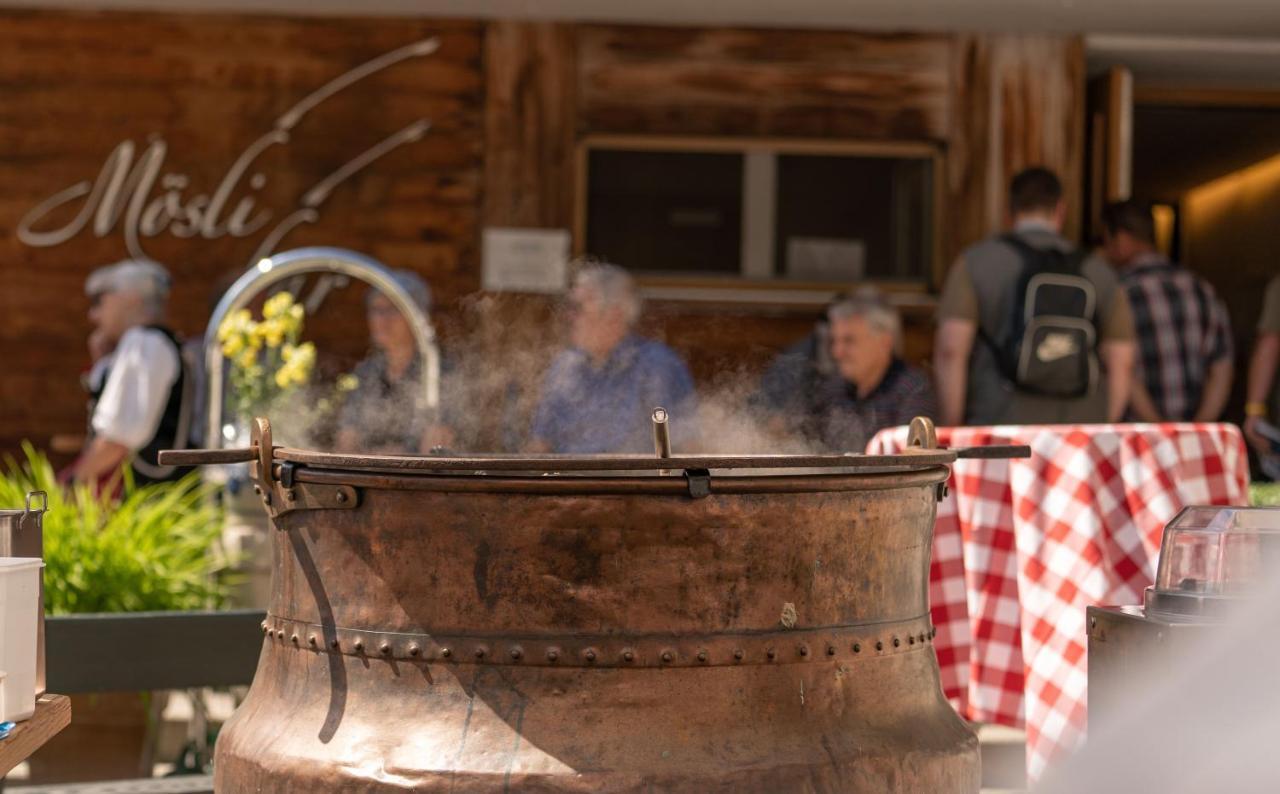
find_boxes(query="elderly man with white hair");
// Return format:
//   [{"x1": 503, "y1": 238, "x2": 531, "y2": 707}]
[
  {"x1": 529, "y1": 262, "x2": 697, "y2": 453},
  {"x1": 761, "y1": 290, "x2": 936, "y2": 451},
  {"x1": 68, "y1": 259, "x2": 193, "y2": 487}
]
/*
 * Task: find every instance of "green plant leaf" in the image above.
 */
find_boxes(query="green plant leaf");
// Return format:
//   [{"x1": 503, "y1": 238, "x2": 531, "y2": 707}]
[{"x1": 0, "y1": 447, "x2": 234, "y2": 615}]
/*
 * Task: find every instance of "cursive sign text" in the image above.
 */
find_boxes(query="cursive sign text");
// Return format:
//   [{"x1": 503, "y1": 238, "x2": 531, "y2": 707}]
[{"x1": 18, "y1": 38, "x2": 440, "y2": 267}]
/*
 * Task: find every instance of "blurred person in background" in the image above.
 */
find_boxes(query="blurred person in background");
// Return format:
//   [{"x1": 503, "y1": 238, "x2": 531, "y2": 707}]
[
  {"x1": 335, "y1": 270, "x2": 453, "y2": 454},
  {"x1": 752, "y1": 293, "x2": 842, "y2": 436},
  {"x1": 528, "y1": 262, "x2": 697, "y2": 454},
  {"x1": 813, "y1": 291, "x2": 935, "y2": 451},
  {"x1": 934, "y1": 167, "x2": 1135, "y2": 426},
  {"x1": 67, "y1": 259, "x2": 194, "y2": 488},
  {"x1": 1244, "y1": 274, "x2": 1280, "y2": 476},
  {"x1": 1102, "y1": 199, "x2": 1234, "y2": 423},
  {"x1": 82, "y1": 327, "x2": 115, "y2": 402}
]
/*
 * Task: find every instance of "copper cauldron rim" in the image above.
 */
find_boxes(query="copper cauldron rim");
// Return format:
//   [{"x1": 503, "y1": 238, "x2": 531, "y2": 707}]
[
  {"x1": 158, "y1": 416, "x2": 1028, "y2": 491},
  {"x1": 277, "y1": 460, "x2": 952, "y2": 496},
  {"x1": 272, "y1": 446, "x2": 961, "y2": 473}
]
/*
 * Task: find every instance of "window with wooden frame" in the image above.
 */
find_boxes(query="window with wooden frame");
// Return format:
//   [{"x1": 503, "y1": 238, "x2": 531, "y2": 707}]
[{"x1": 575, "y1": 136, "x2": 944, "y2": 298}]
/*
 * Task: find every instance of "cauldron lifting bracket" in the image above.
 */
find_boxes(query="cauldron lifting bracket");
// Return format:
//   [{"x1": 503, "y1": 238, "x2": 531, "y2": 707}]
[
  {"x1": 245, "y1": 418, "x2": 360, "y2": 520},
  {"x1": 684, "y1": 468, "x2": 711, "y2": 499}
]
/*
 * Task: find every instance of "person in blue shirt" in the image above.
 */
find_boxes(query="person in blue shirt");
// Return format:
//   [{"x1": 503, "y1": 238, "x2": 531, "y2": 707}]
[{"x1": 528, "y1": 262, "x2": 697, "y2": 454}]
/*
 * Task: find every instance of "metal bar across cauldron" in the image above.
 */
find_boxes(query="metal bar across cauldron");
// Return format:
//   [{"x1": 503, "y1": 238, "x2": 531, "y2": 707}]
[{"x1": 165, "y1": 418, "x2": 1024, "y2": 793}]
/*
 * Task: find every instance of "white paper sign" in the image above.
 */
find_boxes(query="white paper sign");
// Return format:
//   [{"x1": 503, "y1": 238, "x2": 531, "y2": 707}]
[
  {"x1": 482, "y1": 227, "x2": 571, "y2": 294},
  {"x1": 786, "y1": 236, "x2": 865, "y2": 282}
]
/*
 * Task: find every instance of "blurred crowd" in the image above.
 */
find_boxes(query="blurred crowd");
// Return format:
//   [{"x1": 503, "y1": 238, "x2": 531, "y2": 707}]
[{"x1": 64, "y1": 166, "x2": 1280, "y2": 486}]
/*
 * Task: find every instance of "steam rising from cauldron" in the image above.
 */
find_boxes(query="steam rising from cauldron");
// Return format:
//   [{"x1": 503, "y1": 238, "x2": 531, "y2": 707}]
[{"x1": 266, "y1": 290, "x2": 840, "y2": 457}]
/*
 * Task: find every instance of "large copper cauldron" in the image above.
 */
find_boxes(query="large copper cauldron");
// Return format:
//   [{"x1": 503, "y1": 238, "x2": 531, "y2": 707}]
[{"x1": 168, "y1": 418, "x2": 987, "y2": 792}]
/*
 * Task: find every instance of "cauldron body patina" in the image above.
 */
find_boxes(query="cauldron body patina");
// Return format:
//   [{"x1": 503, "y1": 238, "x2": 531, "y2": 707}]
[{"x1": 204, "y1": 425, "x2": 979, "y2": 792}]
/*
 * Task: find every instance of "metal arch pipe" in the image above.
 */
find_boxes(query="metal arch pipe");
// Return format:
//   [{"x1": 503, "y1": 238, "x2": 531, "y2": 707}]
[{"x1": 203, "y1": 246, "x2": 440, "y2": 450}]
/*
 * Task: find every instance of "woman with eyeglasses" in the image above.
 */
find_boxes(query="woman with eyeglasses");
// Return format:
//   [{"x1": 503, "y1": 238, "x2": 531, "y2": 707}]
[{"x1": 335, "y1": 270, "x2": 454, "y2": 454}]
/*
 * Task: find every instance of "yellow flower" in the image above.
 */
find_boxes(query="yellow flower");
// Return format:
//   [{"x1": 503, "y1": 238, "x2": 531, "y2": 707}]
[
  {"x1": 236, "y1": 348, "x2": 259, "y2": 371},
  {"x1": 217, "y1": 309, "x2": 252, "y2": 342},
  {"x1": 263, "y1": 291, "x2": 295, "y2": 320},
  {"x1": 253, "y1": 318, "x2": 287, "y2": 349},
  {"x1": 221, "y1": 333, "x2": 246, "y2": 358},
  {"x1": 274, "y1": 342, "x2": 315, "y2": 388},
  {"x1": 336, "y1": 373, "x2": 360, "y2": 393}
]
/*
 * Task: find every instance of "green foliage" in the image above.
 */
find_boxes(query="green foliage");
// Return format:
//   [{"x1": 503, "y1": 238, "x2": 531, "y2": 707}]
[
  {"x1": 1251, "y1": 482, "x2": 1280, "y2": 507},
  {"x1": 0, "y1": 444, "x2": 231, "y2": 615}
]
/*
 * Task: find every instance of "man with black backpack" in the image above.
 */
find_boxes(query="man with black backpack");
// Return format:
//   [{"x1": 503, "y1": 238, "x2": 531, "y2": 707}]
[{"x1": 934, "y1": 167, "x2": 1136, "y2": 426}]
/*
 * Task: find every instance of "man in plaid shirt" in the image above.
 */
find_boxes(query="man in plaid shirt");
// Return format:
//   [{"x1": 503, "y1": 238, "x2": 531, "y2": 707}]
[{"x1": 1102, "y1": 200, "x2": 1234, "y2": 422}]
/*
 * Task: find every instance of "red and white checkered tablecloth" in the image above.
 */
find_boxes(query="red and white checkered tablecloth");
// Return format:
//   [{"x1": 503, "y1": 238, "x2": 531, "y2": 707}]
[{"x1": 868, "y1": 423, "x2": 1250, "y2": 780}]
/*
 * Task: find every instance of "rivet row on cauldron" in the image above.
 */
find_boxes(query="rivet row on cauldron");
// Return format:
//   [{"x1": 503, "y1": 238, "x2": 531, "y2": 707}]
[{"x1": 261, "y1": 618, "x2": 937, "y2": 664}]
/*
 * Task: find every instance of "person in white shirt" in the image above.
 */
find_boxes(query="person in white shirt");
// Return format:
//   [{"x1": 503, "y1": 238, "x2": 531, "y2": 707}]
[{"x1": 69, "y1": 259, "x2": 193, "y2": 487}]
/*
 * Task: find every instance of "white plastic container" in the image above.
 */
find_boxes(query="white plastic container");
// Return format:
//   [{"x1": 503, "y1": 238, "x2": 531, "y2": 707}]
[{"x1": 0, "y1": 557, "x2": 44, "y2": 721}]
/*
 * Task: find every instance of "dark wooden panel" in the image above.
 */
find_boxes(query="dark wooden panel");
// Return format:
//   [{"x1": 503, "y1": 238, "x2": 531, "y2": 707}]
[
  {"x1": 483, "y1": 20, "x2": 578, "y2": 228},
  {"x1": 578, "y1": 25, "x2": 952, "y2": 140},
  {"x1": 944, "y1": 34, "x2": 1085, "y2": 264},
  {"x1": 0, "y1": 10, "x2": 484, "y2": 455}
]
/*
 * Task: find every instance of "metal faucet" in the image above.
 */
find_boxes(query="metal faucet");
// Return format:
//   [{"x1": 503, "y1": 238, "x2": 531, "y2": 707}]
[{"x1": 202, "y1": 246, "x2": 440, "y2": 450}]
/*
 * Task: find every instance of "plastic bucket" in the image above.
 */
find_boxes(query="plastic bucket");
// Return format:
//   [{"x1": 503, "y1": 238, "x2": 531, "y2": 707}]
[{"x1": 0, "y1": 557, "x2": 44, "y2": 721}]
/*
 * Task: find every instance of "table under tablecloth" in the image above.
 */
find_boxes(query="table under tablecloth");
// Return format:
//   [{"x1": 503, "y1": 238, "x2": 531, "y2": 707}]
[{"x1": 868, "y1": 422, "x2": 1249, "y2": 779}]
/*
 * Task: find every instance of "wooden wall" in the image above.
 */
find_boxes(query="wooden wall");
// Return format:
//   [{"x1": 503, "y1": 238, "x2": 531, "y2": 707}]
[
  {"x1": 0, "y1": 11, "x2": 1085, "y2": 455},
  {"x1": 484, "y1": 22, "x2": 1087, "y2": 391},
  {"x1": 0, "y1": 10, "x2": 483, "y2": 456}
]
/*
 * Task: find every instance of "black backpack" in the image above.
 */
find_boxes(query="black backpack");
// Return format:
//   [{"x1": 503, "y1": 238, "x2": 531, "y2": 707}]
[{"x1": 981, "y1": 235, "x2": 1100, "y2": 398}]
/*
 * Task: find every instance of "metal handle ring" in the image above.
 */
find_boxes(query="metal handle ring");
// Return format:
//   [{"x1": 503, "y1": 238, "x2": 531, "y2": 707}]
[
  {"x1": 907, "y1": 417, "x2": 938, "y2": 451},
  {"x1": 251, "y1": 417, "x2": 275, "y2": 486},
  {"x1": 25, "y1": 490, "x2": 47, "y2": 515}
]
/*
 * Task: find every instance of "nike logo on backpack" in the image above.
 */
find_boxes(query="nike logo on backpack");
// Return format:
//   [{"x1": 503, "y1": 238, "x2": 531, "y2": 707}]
[{"x1": 1036, "y1": 332, "x2": 1079, "y2": 363}]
